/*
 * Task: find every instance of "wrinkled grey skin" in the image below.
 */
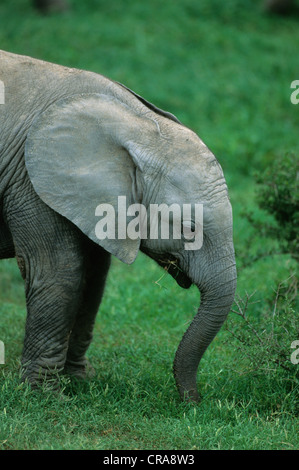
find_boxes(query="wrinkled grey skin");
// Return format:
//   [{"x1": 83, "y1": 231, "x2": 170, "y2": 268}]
[{"x1": 0, "y1": 50, "x2": 237, "y2": 402}]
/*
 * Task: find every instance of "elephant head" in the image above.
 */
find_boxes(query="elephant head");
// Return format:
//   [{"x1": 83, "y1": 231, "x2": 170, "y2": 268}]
[{"x1": 25, "y1": 92, "x2": 237, "y2": 401}]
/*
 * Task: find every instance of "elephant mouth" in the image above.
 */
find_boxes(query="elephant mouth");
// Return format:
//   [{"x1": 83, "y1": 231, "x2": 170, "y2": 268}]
[
  {"x1": 163, "y1": 259, "x2": 193, "y2": 289},
  {"x1": 141, "y1": 248, "x2": 192, "y2": 289}
]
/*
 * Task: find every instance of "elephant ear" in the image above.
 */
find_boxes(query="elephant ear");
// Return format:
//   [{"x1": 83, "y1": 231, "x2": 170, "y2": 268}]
[
  {"x1": 25, "y1": 93, "x2": 152, "y2": 264},
  {"x1": 115, "y1": 82, "x2": 182, "y2": 124}
]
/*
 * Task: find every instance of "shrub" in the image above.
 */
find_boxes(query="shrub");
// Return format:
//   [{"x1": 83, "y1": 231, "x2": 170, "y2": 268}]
[
  {"x1": 226, "y1": 154, "x2": 299, "y2": 408},
  {"x1": 226, "y1": 277, "x2": 298, "y2": 380},
  {"x1": 247, "y1": 153, "x2": 299, "y2": 262}
]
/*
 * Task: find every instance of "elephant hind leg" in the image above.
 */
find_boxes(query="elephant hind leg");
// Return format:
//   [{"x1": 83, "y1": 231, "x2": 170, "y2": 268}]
[{"x1": 64, "y1": 241, "x2": 111, "y2": 379}]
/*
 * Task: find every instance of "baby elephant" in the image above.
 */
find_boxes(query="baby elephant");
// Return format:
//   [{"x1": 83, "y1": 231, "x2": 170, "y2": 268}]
[{"x1": 0, "y1": 50, "x2": 236, "y2": 402}]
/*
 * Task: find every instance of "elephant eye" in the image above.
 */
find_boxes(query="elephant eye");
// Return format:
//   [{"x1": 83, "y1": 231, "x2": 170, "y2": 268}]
[{"x1": 181, "y1": 220, "x2": 196, "y2": 240}]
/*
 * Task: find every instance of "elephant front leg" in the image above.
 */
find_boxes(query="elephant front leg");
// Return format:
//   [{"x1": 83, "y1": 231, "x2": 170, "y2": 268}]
[
  {"x1": 6, "y1": 191, "x2": 86, "y2": 388},
  {"x1": 0, "y1": 217, "x2": 15, "y2": 259},
  {"x1": 21, "y1": 278, "x2": 83, "y2": 388},
  {"x1": 64, "y1": 243, "x2": 111, "y2": 379},
  {"x1": 20, "y1": 243, "x2": 85, "y2": 388}
]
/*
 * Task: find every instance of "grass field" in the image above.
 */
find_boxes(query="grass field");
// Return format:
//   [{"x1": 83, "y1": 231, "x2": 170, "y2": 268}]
[{"x1": 0, "y1": 0, "x2": 298, "y2": 450}]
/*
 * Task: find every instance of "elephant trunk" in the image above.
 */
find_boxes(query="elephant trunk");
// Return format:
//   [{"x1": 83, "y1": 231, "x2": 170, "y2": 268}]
[{"x1": 173, "y1": 258, "x2": 237, "y2": 402}]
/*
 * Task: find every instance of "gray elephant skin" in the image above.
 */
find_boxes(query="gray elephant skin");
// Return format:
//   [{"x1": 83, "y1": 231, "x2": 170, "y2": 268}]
[{"x1": 0, "y1": 50, "x2": 236, "y2": 402}]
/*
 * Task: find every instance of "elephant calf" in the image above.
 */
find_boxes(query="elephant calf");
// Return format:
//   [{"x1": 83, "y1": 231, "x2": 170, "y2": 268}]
[{"x1": 0, "y1": 50, "x2": 236, "y2": 402}]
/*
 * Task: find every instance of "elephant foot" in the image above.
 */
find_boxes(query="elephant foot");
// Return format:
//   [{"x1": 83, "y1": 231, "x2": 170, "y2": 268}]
[
  {"x1": 177, "y1": 384, "x2": 201, "y2": 403},
  {"x1": 63, "y1": 358, "x2": 96, "y2": 380},
  {"x1": 21, "y1": 361, "x2": 63, "y2": 393}
]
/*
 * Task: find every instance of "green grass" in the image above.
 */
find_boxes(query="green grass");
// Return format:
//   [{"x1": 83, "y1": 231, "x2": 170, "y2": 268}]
[{"x1": 0, "y1": 0, "x2": 298, "y2": 450}]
